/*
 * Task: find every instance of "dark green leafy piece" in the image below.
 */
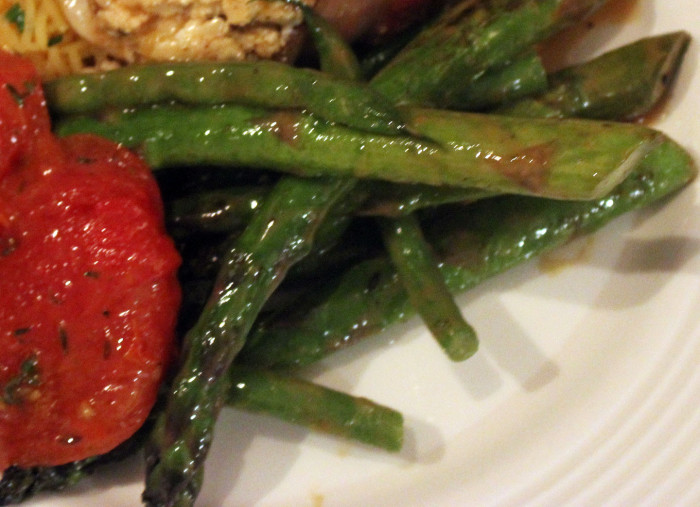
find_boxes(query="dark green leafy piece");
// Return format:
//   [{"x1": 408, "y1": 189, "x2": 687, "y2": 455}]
[{"x1": 4, "y1": 3, "x2": 24, "y2": 33}]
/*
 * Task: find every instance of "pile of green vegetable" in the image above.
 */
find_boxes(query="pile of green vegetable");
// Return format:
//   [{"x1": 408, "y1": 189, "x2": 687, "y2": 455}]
[{"x1": 1, "y1": 0, "x2": 695, "y2": 505}]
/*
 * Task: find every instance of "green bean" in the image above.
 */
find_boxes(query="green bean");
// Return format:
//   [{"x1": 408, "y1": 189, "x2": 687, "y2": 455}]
[
  {"x1": 449, "y1": 50, "x2": 548, "y2": 110},
  {"x1": 239, "y1": 136, "x2": 696, "y2": 368},
  {"x1": 371, "y1": 0, "x2": 610, "y2": 106},
  {"x1": 379, "y1": 214, "x2": 479, "y2": 361},
  {"x1": 497, "y1": 31, "x2": 692, "y2": 119},
  {"x1": 44, "y1": 60, "x2": 404, "y2": 135},
  {"x1": 57, "y1": 105, "x2": 659, "y2": 200},
  {"x1": 228, "y1": 366, "x2": 403, "y2": 451}
]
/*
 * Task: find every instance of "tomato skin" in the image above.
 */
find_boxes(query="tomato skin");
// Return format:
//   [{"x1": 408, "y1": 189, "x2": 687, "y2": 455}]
[{"x1": 0, "y1": 52, "x2": 181, "y2": 470}]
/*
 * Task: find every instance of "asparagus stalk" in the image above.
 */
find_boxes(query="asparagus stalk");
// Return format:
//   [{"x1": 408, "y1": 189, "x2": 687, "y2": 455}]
[
  {"x1": 358, "y1": 183, "x2": 492, "y2": 216},
  {"x1": 143, "y1": 177, "x2": 355, "y2": 506},
  {"x1": 58, "y1": 106, "x2": 658, "y2": 200},
  {"x1": 498, "y1": 31, "x2": 692, "y2": 119},
  {"x1": 449, "y1": 50, "x2": 547, "y2": 110}
]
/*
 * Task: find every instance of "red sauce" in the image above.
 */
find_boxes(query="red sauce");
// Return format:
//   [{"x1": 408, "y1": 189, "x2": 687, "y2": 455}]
[{"x1": 0, "y1": 51, "x2": 181, "y2": 470}]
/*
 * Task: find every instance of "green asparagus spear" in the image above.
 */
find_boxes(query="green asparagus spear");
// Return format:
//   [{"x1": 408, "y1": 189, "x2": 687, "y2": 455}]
[
  {"x1": 379, "y1": 214, "x2": 479, "y2": 361},
  {"x1": 58, "y1": 105, "x2": 659, "y2": 200},
  {"x1": 371, "y1": 0, "x2": 610, "y2": 106},
  {"x1": 498, "y1": 31, "x2": 692, "y2": 119},
  {"x1": 228, "y1": 366, "x2": 403, "y2": 451},
  {"x1": 43, "y1": 60, "x2": 405, "y2": 135},
  {"x1": 239, "y1": 136, "x2": 696, "y2": 368},
  {"x1": 143, "y1": 177, "x2": 355, "y2": 506},
  {"x1": 449, "y1": 50, "x2": 548, "y2": 110}
]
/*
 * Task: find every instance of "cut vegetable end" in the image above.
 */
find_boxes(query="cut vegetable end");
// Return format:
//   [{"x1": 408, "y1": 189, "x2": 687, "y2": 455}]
[
  {"x1": 439, "y1": 327, "x2": 479, "y2": 362},
  {"x1": 589, "y1": 134, "x2": 663, "y2": 199}
]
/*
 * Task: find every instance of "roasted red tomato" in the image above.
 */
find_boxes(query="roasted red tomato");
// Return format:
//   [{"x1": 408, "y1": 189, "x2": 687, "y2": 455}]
[{"x1": 0, "y1": 51, "x2": 181, "y2": 471}]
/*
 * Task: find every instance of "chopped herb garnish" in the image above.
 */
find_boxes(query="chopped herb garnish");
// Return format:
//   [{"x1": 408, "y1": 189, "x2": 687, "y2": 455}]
[
  {"x1": 4, "y1": 3, "x2": 25, "y2": 33},
  {"x1": 13, "y1": 327, "x2": 30, "y2": 336},
  {"x1": 48, "y1": 34, "x2": 64, "y2": 46},
  {"x1": 1, "y1": 236, "x2": 17, "y2": 257},
  {"x1": 59, "y1": 324, "x2": 69, "y2": 353},
  {"x1": 3, "y1": 354, "x2": 40, "y2": 405},
  {"x1": 84, "y1": 270, "x2": 100, "y2": 278},
  {"x1": 5, "y1": 81, "x2": 36, "y2": 107}
]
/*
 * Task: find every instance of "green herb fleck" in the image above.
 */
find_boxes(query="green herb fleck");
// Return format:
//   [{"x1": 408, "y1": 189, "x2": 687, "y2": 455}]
[
  {"x1": 4, "y1": 3, "x2": 25, "y2": 33},
  {"x1": 3, "y1": 354, "x2": 40, "y2": 405},
  {"x1": 5, "y1": 81, "x2": 36, "y2": 107},
  {"x1": 48, "y1": 33, "x2": 64, "y2": 46},
  {"x1": 59, "y1": 324, "x2": 69, "y2": 353}
]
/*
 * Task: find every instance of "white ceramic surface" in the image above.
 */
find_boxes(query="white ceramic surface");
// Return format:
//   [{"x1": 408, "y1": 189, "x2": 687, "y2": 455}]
[{"x1": 27, "y1": 0, "x2": 700, "y2": 505}]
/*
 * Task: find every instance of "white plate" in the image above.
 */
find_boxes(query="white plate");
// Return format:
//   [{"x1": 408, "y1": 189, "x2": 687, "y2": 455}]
[{"x1": 28, "y1": 0, "x2": 700, "y2": 505}]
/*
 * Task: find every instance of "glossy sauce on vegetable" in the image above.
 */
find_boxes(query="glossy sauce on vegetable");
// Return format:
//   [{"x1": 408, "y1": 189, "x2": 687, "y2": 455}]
[{"x1": 0, "y1": 51, "x2": 181, "y2": 470}]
